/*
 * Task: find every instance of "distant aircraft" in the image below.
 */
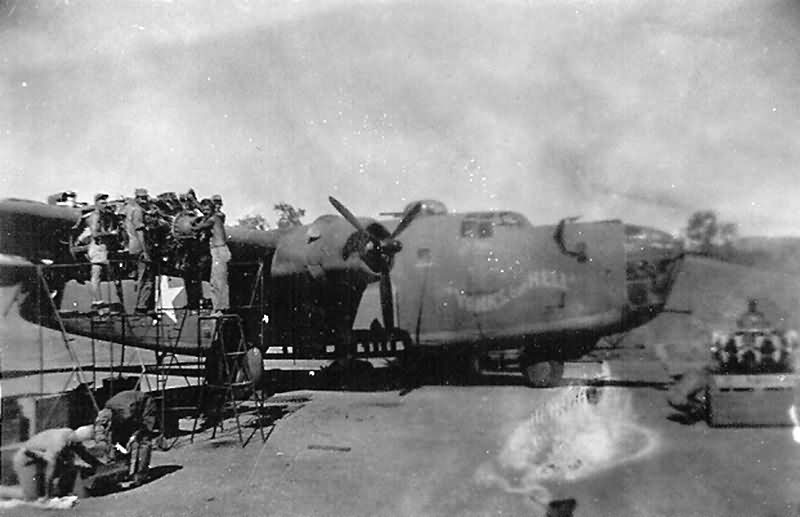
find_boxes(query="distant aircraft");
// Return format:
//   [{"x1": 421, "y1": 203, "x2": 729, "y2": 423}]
[{"x1": 0, "y1": 194, "x2": 683, "y2": 386}]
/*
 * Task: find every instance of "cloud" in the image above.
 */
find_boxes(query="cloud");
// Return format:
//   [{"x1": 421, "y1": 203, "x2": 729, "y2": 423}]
[{"x1": 3, "y1": 0, "x2": 800, "y2": 235}]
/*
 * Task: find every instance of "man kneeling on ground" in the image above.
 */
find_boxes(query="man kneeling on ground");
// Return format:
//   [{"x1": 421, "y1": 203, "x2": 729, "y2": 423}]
[{"x1": 667, "y1": 367, "x2": 713, "y2": 421}]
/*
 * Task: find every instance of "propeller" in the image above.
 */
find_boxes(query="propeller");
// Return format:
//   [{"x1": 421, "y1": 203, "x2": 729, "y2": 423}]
[{"x1": 329, "y1": 196, "x2": 421, "y2": 335}]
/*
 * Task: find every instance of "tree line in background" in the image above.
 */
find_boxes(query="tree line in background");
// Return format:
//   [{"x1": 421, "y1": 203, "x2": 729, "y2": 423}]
[
  {"x1": 684, "y1": 210, "x2": 739, "y2": 259},
  {"x1": 235, "y1": 204, "x2": 799, "y2": 273},
  {"x1": 236, "y1": 202, "x2": 306, "y2": 230},
  {"x1": 684, "y1": 210, "x2": 800, "y2": 273}
]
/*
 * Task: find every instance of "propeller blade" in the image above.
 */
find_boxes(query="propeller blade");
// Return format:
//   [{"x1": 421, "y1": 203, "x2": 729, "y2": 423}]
[
  {"x1": 391, "y1": 202, "x2": 422, "y2": 239},
  {"x1": 329, "y1": 196, "x2": 366, "y2": 233},
  {"x1": 379, "y1": 273, "x2": 394, "y2": 333}
]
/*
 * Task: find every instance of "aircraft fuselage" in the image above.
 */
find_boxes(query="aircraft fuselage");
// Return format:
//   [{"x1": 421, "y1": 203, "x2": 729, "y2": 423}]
[{"x1": 2, "y1": 196, "x2": 683, "y2": 385}]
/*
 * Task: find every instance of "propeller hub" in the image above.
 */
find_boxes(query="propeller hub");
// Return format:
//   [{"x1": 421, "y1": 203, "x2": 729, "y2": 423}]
[{"x1": 381, "y1": 239, "x2": 402, "y2": 255}]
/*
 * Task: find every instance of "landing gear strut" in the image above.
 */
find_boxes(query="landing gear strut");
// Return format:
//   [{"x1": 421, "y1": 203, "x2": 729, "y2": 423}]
[{"x1": 521, "y1": 359, "x2": 564, "y2": 388}]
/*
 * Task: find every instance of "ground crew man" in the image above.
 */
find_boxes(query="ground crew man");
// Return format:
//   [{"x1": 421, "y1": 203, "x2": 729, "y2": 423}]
[
  {"x1": 12, "y1": 426, "x2": 100, "y2": 500},
  {"x1": 93, "y1": 390, "x2": 157, "y2": 457},
  {"x1": 193, "y1": 199, "x2": 230, "y2": 315},
  {"x1": 92, "y1": 390, "x2": 156, "y2": 483},
  {"x1": 211, "y1": 194, "x2": 225, "y2": 224},
  {"x1": 87, "y1": 193, "x2": 119, "y2": 311},
  {"x1": 176, "y1": 189, "x2": 205, "y2": 310},
  {"x1": 737, "y1": 298, "x2": 770, "y2": 330},
  {"x1": 124, "y1": 188, "x2": 155, "y2": 314},
  {"x1": 667, "y1": 367, "x2": 713, "y2": 421}
]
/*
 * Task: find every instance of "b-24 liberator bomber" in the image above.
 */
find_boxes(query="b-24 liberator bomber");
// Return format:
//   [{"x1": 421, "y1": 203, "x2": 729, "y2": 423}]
[{"x1": 0, "y1": 194, "x2": 683, "y2": 386}]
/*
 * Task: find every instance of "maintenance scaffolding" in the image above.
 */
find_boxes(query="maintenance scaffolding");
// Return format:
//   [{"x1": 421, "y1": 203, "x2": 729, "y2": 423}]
[
  {"x1": 15, "y1": 254, "x2": 413, "y2": 447},
  {"x1": 21, "y1": 259, "x2": 270, "y2": 448}
]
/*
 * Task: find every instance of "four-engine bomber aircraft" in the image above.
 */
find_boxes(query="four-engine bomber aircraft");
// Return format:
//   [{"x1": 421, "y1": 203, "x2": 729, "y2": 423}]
[{"x1": 0, "y1": 194, "x2": 683, "y2": 386}]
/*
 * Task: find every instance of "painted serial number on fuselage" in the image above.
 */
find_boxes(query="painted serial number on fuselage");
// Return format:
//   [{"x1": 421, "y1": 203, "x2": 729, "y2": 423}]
[{"x1": 445, "y1": 270, "x2": 574, "y2": 313}]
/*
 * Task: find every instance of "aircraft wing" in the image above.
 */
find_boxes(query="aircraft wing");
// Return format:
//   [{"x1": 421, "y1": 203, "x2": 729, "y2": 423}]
[
  {"x1": 0, "y1": 192, "x2": 418, "y2": 286},
  {"x1": 0, "y1": 198, "x2": 82, "y2": 264},
  {"x1": 0, "y1": 254, "x2": 36, "y2": 268},
  {"x1": 0, "y1": 198, "x2": 85, "y2": 286},
  {"x1": 0, "y1": 195, "x2": 395, "y2": 282},
  {"x1": 0, "y1": 194, "x2": 415, "y2": 357},
  {"x1": 224, "y1": 225, "x2": 284, "y2": 264}
]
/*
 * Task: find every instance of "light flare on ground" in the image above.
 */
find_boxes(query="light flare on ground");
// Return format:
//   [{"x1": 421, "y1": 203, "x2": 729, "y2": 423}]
[
  {"x1": 789, "y1": 405, "x2": 800, "y2": 444},
  {"x1": 475, "y1": 385, "x2": 659, "y2": 503}
]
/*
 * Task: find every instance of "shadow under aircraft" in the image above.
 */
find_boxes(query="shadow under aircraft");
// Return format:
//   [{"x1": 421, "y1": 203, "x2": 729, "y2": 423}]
[{"x1": 0, "y1": 194, "x2": 683, "y2": 387}]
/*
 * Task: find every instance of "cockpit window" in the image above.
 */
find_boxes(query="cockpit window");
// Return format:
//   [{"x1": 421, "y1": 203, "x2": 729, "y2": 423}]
[
  {"x1": 461, "y1": 220, "x2": 494, "y2": 238},
  {"x1": 461, "y1": 211, "x2": 528, "y2": 238},
  {"x1": 499, "y1": 212, "x2": 524, "y2": 226}
]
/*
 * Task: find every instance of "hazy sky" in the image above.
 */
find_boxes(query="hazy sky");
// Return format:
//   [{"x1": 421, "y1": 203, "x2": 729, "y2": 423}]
[{"x1": 2, "y1": 0, "x2": 800, "y2": 236}]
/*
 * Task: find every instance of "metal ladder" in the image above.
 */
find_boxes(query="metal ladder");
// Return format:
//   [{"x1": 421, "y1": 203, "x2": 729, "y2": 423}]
[
  {"x1": 149, "y1": 307, "x2": 204, "y2": 450},
  {"x1": 192, "y1": 313, "x2": 267, "y2": 447}
]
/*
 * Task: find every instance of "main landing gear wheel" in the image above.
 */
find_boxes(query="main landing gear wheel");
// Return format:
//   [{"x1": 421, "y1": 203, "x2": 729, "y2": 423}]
[{"x1": 522, "y1": 360, "x2": 564, "y2": 388}]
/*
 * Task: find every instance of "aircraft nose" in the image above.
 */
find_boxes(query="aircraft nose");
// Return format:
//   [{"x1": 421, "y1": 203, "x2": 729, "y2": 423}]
[{"x1": 624, "y1": 225, "x2": 684, "y2": 315}]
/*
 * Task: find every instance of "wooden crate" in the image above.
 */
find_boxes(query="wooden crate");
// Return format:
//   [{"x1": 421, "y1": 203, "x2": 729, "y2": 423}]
[{"x1": 707, "y1": 373, "x2": 800, "y2": 427}]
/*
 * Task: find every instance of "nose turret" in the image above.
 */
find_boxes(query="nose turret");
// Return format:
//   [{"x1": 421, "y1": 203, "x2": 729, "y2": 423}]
[{"x1": 623, "y1": 224, "x2": 684, "y2": 323}]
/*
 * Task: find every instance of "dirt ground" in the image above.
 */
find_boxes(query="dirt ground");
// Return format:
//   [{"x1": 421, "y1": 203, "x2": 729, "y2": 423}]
[{"x1": 7, "y1": 360, "x2": 800, "y2": 517}]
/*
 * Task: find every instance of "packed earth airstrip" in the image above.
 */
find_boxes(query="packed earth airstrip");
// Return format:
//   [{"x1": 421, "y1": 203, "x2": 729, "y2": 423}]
[{"x1": 3, "y1": 343, "x2": 800, "y2": 517}]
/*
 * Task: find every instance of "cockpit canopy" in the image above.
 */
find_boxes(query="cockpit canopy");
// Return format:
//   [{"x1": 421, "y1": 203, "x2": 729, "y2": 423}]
[
  {"x1": 624, "y1": 224, "x2": 679, "y2": 252},
  {"x1": 381, "y1": 199, "x2": 448, "y2": 219},
  {"x1": 460, "y1": 211, "x2": 530, "y2": 239},
  {"x1": 407, "y1": 199, "x2": 448, "y2": 216}
]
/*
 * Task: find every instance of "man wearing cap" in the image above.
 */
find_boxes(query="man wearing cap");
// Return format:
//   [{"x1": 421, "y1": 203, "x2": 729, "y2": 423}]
[
  {"x1": 124, "y1": 188, "x2": 154, "y2": 314},
  {"x1": 12, "y1": 426, "x2": 102, "y2": 500},
  {"x1": 193, "y1": 198, "x2": 229, "y2": 315},
  {"x1": 86, "y1": 193, "x2": 119, "y2": 310}
]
